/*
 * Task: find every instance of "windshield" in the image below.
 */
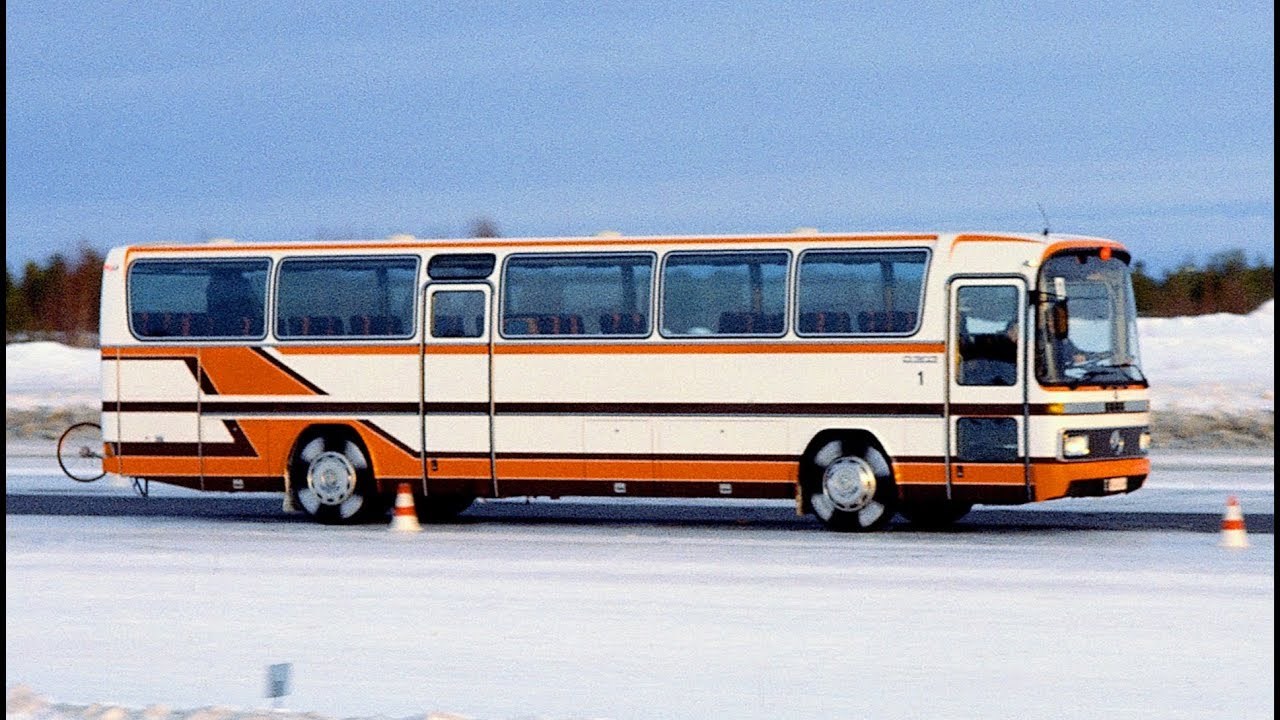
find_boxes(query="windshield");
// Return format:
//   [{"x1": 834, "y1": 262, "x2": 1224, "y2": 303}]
[{"x1": 1035, "y1": 251, "x2": 1145, "y2": 387}]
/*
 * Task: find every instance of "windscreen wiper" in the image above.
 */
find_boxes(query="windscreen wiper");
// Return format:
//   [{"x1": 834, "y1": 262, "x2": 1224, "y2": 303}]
[{"x1": 1079, "y1": 367, "x2": 1141, "y2": 386}]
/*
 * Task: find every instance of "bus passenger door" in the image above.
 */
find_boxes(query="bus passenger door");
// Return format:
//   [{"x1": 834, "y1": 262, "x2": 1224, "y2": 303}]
[
  {"x1": 421, "y1": 283, "x2": 494, "y2": 499},
  {"x1": 946, "y1": 279, "x2": 1030, "y2": 503}
]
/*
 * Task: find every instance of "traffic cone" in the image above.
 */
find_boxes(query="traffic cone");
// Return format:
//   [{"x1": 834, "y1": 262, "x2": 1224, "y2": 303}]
[
  {"x1": 390, "y1": 482, "x2": 422, "y2": 533},
  {"x1": 1219, "y1": 496, "x2": 1248, "y2": 549}
]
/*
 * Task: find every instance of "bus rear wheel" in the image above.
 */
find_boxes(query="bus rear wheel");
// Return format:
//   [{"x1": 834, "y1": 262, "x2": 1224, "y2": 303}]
[
  {"x1": 898, "y1": 500, "x2": 973, "y2": 528},
  {"x1": 807, "y1": 439, "x2": 897, "y2": 532},
  {"x1": 292, "y1": 431, "x2": 381, "y2": 524}
]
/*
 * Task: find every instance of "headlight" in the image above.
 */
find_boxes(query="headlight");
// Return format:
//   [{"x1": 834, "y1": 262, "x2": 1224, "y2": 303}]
[
  {"x1": 1063, "y1": 432, "x2": 1091, "y2": 458},
  {"x1": 1139, "y1": 431, "x2": 1151, "y2": 452}
]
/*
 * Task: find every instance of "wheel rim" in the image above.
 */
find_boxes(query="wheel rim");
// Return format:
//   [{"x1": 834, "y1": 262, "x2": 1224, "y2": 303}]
[
  {"x1": 307, "y1": 451, "x2": 357, "y2": 505},
  {"x1": 808, "y1": 440, "x2": 893, "y2": 529},
  {"x1": 296, "y1": 436, "x2": 369, "y2": 520},
  {"x1": 822, "y1": 456, "x2": 877, "y2": 512}
]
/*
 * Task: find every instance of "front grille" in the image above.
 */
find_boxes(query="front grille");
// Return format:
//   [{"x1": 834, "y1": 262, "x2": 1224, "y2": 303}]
[{"x1": 1080, "y1": 426, "x2": 1148, "y2": 458}]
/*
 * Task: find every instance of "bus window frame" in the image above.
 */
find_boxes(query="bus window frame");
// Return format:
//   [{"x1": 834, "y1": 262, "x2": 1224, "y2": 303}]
[
  {"x1": 658, "y1": 249, "x2": 792, "y2": 339},
  {"x1": 497, "y1": 251, "x2": 658, "y2": 340},
  {"x1": 126, "y1": 257, "x2": 273, "y2": 342},
  {"x1": 272, "y1": 254, "x2": 421, "y2": 342}
]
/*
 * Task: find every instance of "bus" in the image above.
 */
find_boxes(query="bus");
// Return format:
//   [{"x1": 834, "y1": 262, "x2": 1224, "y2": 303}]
[{"x1": 96, "y1": 230, "x2": 1150, "y2": 531}]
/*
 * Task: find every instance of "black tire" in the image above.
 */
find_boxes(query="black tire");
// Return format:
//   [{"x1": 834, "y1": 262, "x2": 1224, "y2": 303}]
[
  {"x1": 57, "y1": 422, "x2": 106, "y2": 482},
  {"x1": 416, "y1": 494, "x2": 476, "y2": 523},
  {"x1": 291, "y1": 431, "x2": 382, "y2": 524},
  {"x1": 898, "y1": 500, "x2": 973, "y2": 528},
  {"x1": 806, "y1": 438, "x2": 897, "y2": 532}
]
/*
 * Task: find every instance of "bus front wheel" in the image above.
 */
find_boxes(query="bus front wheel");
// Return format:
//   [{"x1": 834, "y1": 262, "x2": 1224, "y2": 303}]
[
  {"x1": 292, "y1": 431, "x2": 380, "y2": 524},
  {"x1": 807, "y1": 439, "x2": 897, "y2": 532}
]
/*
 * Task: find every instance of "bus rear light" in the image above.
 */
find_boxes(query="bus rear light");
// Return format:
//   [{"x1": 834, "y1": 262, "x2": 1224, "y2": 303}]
[{"x1": 1063, "y1": 432, "x2": 1091, "y2": 458}]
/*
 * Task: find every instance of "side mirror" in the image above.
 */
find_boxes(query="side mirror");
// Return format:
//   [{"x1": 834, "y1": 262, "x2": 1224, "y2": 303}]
[{"x1": 1050, "y1": 301, "x2": 1069, "y2": 339}]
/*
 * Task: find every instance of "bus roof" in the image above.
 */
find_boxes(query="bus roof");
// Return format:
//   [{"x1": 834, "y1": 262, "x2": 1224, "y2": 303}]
[{"x1": 112, "y1": 230, "x2": 1127, "y2": 257}]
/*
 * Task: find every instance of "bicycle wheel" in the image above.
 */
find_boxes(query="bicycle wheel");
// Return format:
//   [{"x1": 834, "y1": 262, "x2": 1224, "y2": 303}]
[{"x1": 57, "y1": 422, "x2": 106, "y2": 482}]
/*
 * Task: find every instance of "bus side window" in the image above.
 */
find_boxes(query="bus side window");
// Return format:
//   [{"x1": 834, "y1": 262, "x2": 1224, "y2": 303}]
[
  {"x1": 129, "y1": 259, "x2": 269, "y2": 340},
  {"x1": 431, "y1": 291, "x2": 485, "y2": 339},
  {"x1": 661, "y1": 251, "x2": 788, "y2": 337},
  {"x1": 502, "y1": 254, "x2": 653, "y2": 338},
  {"x1": 275, "y1": 257, "x2": 417, "y2": 340},
  {"x1": 795, "y1": 250, "x2": 928, "y2": 336}
]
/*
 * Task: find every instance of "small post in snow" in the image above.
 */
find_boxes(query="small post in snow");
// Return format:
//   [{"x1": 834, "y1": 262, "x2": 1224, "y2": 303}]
[{"x1": 265, "y1": 662, "x2": 293, "y2": 710}]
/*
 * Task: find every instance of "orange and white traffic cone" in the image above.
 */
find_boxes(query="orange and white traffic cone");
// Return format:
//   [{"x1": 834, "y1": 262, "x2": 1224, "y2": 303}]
[
  {"x1": 390, "y1": 482, "x2": 422, "y2": 533},
  {"x1": 1219, "y1": 495, "x2": 1248, "y2": 549}
]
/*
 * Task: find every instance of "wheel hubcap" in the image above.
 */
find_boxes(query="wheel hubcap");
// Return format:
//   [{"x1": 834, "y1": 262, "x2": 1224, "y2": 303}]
[
  {"x1": 822, "y1": 456, "x2": 877, "y2": 512},
  {"x1": 307, "y1": 451, "x2": 357, "y2": 506}
]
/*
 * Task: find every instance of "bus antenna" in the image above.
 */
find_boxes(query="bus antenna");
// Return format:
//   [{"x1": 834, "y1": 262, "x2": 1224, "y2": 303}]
[{"x1": 1036, "y1": 203, "x2": 1051, "y2": 236}]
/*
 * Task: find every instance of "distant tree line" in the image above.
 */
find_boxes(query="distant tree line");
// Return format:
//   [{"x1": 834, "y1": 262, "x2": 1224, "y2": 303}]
[
  {"x1": 7, "y1": 245, "x2": 104, "y2": 342},
  {"x1": 4, "y1": 243, "x2": 1273, "y2": 343},
  {"x1": 1131, "y1": 250, "x2": 1273, "y2": 317}
]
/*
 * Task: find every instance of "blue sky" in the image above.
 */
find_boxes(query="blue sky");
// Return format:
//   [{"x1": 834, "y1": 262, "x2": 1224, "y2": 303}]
[{"x1": 6, "y1": 2, "x2": 1274, "y2": 274}]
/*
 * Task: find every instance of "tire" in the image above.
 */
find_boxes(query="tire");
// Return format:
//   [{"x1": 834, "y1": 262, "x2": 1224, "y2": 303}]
[
  {"x1": 806, "y1": 438, "x2": 897, "y2": 532},
  {"x1": 416, "y1": 494, "x2": 476, "y2": 523},
  {"x1": 57, "y1": 422, "x2": 106, "y2": 482},
  {"x1": 898, "y1": 500, "x2": 973, "y2": 528},
  {"x1": 292, "y1": 432, "x2": 382, "y2": 524}
]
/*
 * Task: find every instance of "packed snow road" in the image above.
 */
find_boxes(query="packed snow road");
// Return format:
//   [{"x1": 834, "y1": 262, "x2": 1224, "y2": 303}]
[{"x1": 5, "y1": 450, "x2": 1275, "y2": 720}]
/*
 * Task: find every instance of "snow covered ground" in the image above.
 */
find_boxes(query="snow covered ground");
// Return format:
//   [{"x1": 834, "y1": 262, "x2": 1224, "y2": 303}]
[
  {"x1": 5, "y1": 503, "x2": 1275, "y2": 720},
  {"x1": 1138, "y1": 300, "x2": 1274, "y2": 415}
]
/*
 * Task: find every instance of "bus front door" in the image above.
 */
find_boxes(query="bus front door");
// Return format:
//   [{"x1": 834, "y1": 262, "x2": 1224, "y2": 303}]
[
  {"x1": 946, "y1": 278, "x2": 1031, "y2": 504},
  {"x1": 421, "y1": 283, "x2": 495, "y2": 500}
]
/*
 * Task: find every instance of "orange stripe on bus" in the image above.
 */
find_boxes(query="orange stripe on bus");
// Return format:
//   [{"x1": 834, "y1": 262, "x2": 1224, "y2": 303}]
[
  {"x1": 117, "y1": 457, "x2": 203, "y2": 476},
  {"x1": 481, "y1": 457, "x2": 795, "y2": 482},
  {"x1": 430, "y1": 457, "x2": 491, "y2": 480},
  {"x1": 200, "y1": 347, "x2": 321, "y2": 395},
  {"x1": 108, "y1": 346, "x2": 199, "y2": 357},
  {"x1": 895, "y1": 463, "x2": 947, "y2": 484},
  {"x1": 265, "y1": 342, "x2": 946, "y2": 356},
  {"x1": 653, "y1": 460, "x2": 796, "y2": 482},
  {"x1": 495, "y1": 342, "x2": 945, "y2": 355},
  {"x1": 951, "y1": 464, "x2": 1026, "y2": 485},
  {"x1": 1042, "y1": 239, "x2": 1126, "y2": 260},
  {"x1": 275, "y1": 345, "x2": 420, "y2": 355},
  {"x1": 1032, "y1": 457, "x2": 1149, "y2": 500}
]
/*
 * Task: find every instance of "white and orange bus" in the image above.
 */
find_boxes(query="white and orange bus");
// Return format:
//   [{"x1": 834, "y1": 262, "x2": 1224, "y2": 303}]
[{"x1": 96, "y1": 230, "x2": 1150, "y2": 530}]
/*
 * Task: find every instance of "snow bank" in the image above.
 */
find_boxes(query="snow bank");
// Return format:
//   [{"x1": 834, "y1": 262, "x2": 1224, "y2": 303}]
[
  {"x1": 5, "y1": 342, "x2": 101, "y2": 411},
  {"x1": 1139, "y1": 299, "x2": 1274, "y2": 414}
]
